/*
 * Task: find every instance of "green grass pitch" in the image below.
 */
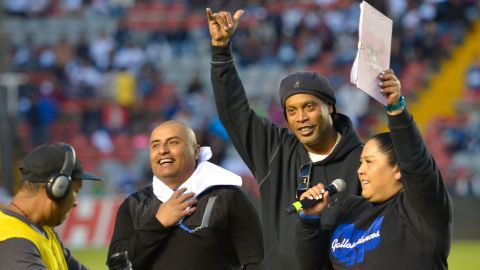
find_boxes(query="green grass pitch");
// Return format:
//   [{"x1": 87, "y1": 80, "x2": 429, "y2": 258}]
[{"x1": 71, "y1": 240, "x2": 480, "y2": 270}]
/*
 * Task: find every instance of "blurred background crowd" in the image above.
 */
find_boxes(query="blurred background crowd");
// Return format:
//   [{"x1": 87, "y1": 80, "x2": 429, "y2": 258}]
[{"x1": 0, "y1": 0, "x2": 479, "y2": 203}]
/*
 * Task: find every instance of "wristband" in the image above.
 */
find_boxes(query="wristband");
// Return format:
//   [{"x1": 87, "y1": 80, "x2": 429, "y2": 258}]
[
  {"x1": 299, "y1": 211, "x2": 320, "y2": 220},
  {"x1": 384, "y1": 96, "x2": 405, "y2": 112}
]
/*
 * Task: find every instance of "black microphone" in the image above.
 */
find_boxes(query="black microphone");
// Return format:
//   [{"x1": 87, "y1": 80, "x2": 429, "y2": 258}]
[{"x1": 286, "y1": 179, "x2": 346, "y2": 215}]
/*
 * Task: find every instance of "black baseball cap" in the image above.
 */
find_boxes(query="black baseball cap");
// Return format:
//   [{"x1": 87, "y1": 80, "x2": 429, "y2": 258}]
[
  {"x1": 19, "y1": 142, "x2": 103, "y2": 182},
  {"x1": 279, "y1": 71, "x2": 336, "y2": 109}
]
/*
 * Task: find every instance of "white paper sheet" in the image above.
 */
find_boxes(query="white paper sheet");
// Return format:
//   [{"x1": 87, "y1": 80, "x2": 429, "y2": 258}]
[{"x1": 350, "y1": 1, "x2": 393, "y2": 105}]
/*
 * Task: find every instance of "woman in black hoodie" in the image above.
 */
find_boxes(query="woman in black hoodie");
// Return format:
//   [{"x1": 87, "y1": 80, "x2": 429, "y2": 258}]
[{"x1": 295, "y1": 70, "x2": 452, "y2": 270}]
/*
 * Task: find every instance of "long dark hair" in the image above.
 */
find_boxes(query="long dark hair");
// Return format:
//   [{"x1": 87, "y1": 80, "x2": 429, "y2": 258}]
[{"x1": 369, "y1": 132, "x2": 397, "y2": 167}]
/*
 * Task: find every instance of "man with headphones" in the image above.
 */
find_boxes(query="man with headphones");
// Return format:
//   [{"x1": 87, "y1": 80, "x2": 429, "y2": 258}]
[{"x1": 0, "y1": 142, "x2": 103, "y2": 269}]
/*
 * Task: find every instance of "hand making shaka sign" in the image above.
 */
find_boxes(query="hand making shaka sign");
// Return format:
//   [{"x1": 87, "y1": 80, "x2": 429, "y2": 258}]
[{"x1": 206, "y1": 8, "x2": 244, "y2": 46}]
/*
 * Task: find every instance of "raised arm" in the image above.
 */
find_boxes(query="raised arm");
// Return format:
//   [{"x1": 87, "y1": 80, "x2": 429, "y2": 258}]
[
  {"x1": 380, "y1": 69, "x2": 452, "y2": 230},
  {"x1": 207, "y1": 8, "x2": 293, "y2": 180}
]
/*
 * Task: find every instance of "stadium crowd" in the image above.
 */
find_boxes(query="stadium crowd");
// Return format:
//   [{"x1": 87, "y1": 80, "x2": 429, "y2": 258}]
[{"x1": 2, "y1": 0, "x2": 480, "y2": 198}]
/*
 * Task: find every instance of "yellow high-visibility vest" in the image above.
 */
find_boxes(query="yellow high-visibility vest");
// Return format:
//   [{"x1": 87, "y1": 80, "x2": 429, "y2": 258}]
[{"x1": 0, "y1": 210, "x2": 68, "y2": 270}]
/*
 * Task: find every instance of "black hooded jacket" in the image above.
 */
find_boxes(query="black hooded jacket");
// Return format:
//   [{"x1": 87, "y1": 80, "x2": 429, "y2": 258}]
[
  {"x1": 296, "y1": 110, "x2": 452, "y2": 270},
  {"x1": 211, "y1": 45, "x2": 363, "y2": 270},
  {"x1": 108, "y1": 185, "x2": 263, "y2": 270}
]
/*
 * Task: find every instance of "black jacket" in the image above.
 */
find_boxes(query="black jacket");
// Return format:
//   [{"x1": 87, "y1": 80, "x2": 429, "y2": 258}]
[
  {"x1": 296, "y1": 109, "x2": 453, "y2": 270},
  {"x1": 108, "y1": 185, "x2": 263, "y2": 270},
  {"x1": 211, "y1": 45, "x2": 363, "y2": 270}
]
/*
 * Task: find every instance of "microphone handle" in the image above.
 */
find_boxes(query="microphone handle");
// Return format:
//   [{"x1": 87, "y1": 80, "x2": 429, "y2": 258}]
[
  {"x1": 299, "y1": 197, "x2": 322, "y2": 208},
  {"x1": 285, "y1": 183, "x2": 338, "y2": 214},
  {"x1": 300, "y1": 182, "x2": 338, "y2": 208}
]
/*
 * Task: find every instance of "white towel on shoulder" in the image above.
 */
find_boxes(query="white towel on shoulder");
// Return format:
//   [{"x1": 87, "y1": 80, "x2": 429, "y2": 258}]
[{"x1": 152, "y1": 147, "x2": 242, "y2": 202}]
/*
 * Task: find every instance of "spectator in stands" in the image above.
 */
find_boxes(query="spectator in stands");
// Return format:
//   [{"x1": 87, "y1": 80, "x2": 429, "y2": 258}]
[
  {"x1": 67, "y1": 57, "x2": 104, "y2": 98},
  {"x1": 180, "y1": 74, "x2": 215, "y2": 132},
  {"x1": 0, "y1": 142, "x2": 103, "y2": 269},
  {"x1": 107, "y1": 120, "x2": 263, "y2": 269},
  {"x1": 113, "y1": 17, "x2": 132, "y2": 49},
  {"x1": 296, "y1": 70, "x2": 452, "y2": 270},
  {"x1": 24, "y1": 88, "x2": 59, "y2": 146},
  {"x1": 11, "y1": 38, "x2": 37, "y2": 72},
  {"x1": 112, "y1": 42, "x2": 146, "y2": 75},
  {"x1": 53, "y1": 36, "x2": 74, "y2": 71},
  {"x1": 136, "y1": 64, "x2": 157, "y2": 99},
  {"x1": 81, "y1": 98, "x2": 103, "y2": 135},
  {"x1": 207, "y1": 8, "x2": 362, "y2": 270},
  {"x1": 74, "y1": 33, "x2": 91, "y2": 61},
  {"x1": 89, "y1": 30, "x2": 115, "y2": 71},
  {"x1": 466, "y1": 54, "x2": 480, "y2": 92}
]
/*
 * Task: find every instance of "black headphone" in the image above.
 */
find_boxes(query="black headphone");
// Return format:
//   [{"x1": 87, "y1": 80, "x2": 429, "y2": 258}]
[{"x1": 46, "y1": 143, "x2": 76, "y2": 201}]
